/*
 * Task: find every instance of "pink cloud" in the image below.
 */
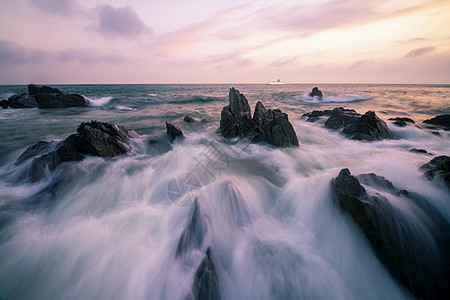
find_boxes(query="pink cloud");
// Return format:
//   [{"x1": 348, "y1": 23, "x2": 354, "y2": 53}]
[{"x1": 403, "y1": 46, "x2": 436, "y2": 58}]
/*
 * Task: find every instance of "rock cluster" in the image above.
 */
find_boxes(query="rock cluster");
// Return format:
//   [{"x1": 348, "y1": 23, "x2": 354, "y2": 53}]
[
  {"x1": 388, "y1": 117, "x2": 415, "y2": 127},
  {"x1": 331, "y1": 169, "x2": 450, "y2": 300},
  {"x1": 303, "y1": 107, "x2": 393, "y2": 141},
  {"x1": 219, "y1": 88, "x2": 298, "y2": 147},
  {"x1": 1, "y1": 84, "x2": 86, "y2": 109}
]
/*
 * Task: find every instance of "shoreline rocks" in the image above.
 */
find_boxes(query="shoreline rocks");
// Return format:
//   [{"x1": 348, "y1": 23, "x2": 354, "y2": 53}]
[
  {"x1": 219, "y1": 87, "x2": 298, "y2": 147},
  {"x1": 388, "y1": 117, "x2": 415, "y2": 127},
  {"x1": 331, "y1": 168, "x2": 450, "y2": 299},
  {"x1": 1, "y1": 84, "x2": 86, "y2": 109},
  {"x1": 420, "y1": 155, "x2": 450, "y2": 187},
  {"x1": 423, "y1": 114, "x2": 450, "y2": 130},
  {"x1": 303, "y1": 107, "x2": 393, "y2": 141}
]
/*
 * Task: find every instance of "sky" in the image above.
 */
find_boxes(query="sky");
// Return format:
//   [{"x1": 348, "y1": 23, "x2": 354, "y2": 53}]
[{"x1": 0, "y1": 0, "x2": 449, "y2": 84}]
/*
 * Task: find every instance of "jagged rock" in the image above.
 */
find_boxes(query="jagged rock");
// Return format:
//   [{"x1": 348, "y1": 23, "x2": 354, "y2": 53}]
[
  {"x1": 191, "y1": 248, "x2": 221, "y2": 300},
  {"x1": 261, "y1": 109, "x2": 299, "y2": 147},
  {"x1": 303, "y1": 107, "x2": 393, "y2": 141},
  {"x1": 166, "y1": 121, "x2": 184, "y2": 142},
  {"x1": 309, "y1": 87, "x2": 323, "y2": 98},
  {"x1": 176, "y1": 200, "x2": 204, "y2": 257},
  {"x1": 219, "y1": 88, "x2": 298, "y2": 147},
  {"x1": 219, "y1": 88, "x2": 254, "y2": 139},
  {"x1": 423, "y1": 114, "x2": 450, "y2": 130},
  {"x1": 184, "y1": 115, "x2": 195, "y2": 123},
  {"x1": 331, "y1": 169, "x2": 450, "y2": 299},
  {"x1": 388, "y1": 117, "x2": 415, "y2": 127},
  {"x1": 28, "y1": 84, "x2": 62, "y2": 95},
  {"x1": 420, "y1": 155, "x2": 450, "y2": 187}
]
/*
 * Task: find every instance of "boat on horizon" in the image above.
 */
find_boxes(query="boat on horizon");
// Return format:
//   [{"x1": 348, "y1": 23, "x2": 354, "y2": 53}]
[{"x1": 267, "y1": 79, "x2": 285, "y2": 85}]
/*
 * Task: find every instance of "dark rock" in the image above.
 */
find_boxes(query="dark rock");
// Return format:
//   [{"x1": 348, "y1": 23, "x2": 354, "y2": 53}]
[
  {"x1": 1, "y1": 100, "x2": 8, "y2": 109},
  {"x1": 388, "y1": 117, "x2": 415, "y2": 127},
  {"x1": 305, "y1": 107, "x2": 393, "y2": 141},
  {"x1": 191, "y1": 247, "x2": 221, "y2": 300},
  {"x1": 309, "y1": 87, "x2": 323, "y2": 98},
  {"x1": 261, "y1": 109, "x2": 299, "y2": 147},
  {"x1": 7, "y1": 93, "x2": 38, "y2": 108},
  {"x1": 166, "y1": 121, "x2": 184, "y2": 142},
  {"x1": 28, "y1": 84, "x2": 62, "y2": 95},
  {"x1": 331, "y1": 169, "x2": 450, "y2": 299},
  {"x1": 176, "y1": 200, "x2": 204, "y2": 258},
  {"x1": 219, "y1": 88, "x2": 254, "y2": 139},
  {"x1": 16, "y1": 141, "x2": 53, "y2": 164},
  {"x1": 219, "y1": 88, "x2": 298, "y2": 147},
  {"x1": 410, "y1": 148, "x2": 432, "y2": 155},
  {"x1": 423, "y1": 114, "x2": 450, "y2": 130},
  {"x1": 420, "y1": 155, "x2": 450, "y2": 187},
  {"x1": 35, "y1": 93, "x2": 85, "y2": 109},
  {"x1": 184, "y1": 115, "x2": 195, "y2": 123}
]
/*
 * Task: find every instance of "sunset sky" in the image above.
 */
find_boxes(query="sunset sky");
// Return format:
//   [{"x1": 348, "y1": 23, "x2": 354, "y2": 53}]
[{"x1": 0, "y1": 0, "x2": 449, "y2": 84}]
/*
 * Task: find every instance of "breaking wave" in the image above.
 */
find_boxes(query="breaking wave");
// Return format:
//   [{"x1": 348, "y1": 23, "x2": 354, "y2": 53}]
[
  {"x1": 296, "y1": 93, "x2": 372, "y2": 104},
  {"x1": 84, "y1": 96, "x2": 114, "y2": 107}
]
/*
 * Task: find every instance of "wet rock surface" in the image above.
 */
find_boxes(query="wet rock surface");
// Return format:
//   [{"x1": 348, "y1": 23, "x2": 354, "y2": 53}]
[
  {"x1": 388, "y1": 117, "x2": 415, "y2": 127},
  {"x1": 423, "y1": 114, "x2": 450, "y2": 130},
  {"x1": 190, "y1": 247, "x2": 221, "y2": 300},
  {"x1": 331, "y1": 168, "x2": 450, "y2": 300},
  {"x1": 420, "y1": 155, "x2": 450, "y2": 187},
  {"x1": 309, "y1": 87, "x2": 323, "y2": 98}
]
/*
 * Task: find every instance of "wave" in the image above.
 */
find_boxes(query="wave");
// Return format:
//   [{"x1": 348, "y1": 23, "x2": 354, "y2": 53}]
[
  {"x1": 114, "y1": 105, "x2": 135, "y2": 110},
  {"x1": 296, "y1": 93, "x2": 372, "y2": 104},
  {"x1": 84, "y1": 96, "x2": 114, "y2": 107}
]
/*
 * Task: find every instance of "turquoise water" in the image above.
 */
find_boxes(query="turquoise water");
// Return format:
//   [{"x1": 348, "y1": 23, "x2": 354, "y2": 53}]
[{"x1": 0, "y1": 84, "x2": 449, "y2": 299}]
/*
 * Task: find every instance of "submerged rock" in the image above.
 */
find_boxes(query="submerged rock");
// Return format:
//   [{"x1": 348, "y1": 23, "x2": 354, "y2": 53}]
[
  {"x1": 190, "y1": 247, "x2": 221, "y2": 300},
  {"x1": 184, "y1": 115, "x2": 195, "y2": 123},
  {"x1": 219, "y1": 88, "x2": 298, "y2": 147},
  {"x1": 2, "y1": 84, "x2": 86, "y2": 109},
  {"x1": 423, "y1": 114, "x2": 450, "y2": 130},
  {"x1": 331, "y1": 169, "x2": 450, "y2": 299},
  {"x1": 388, "y1": 117, "x2": 415, "y2": 127},
  {"x1": 309, "y1": 87, "x2": 323, "y2": 98},
  {"x1": 420, "y1": 155, "x2": 450, "y2": 187},
  {"x1": 409, "y1": 148, "x2": 432, "y2": 155},
  {"x1": 176, "y1": 200, "x2": 204, "y2": 258},
  {"x1": 303, "y1": 107, "x2": 393, "y2": 141}
]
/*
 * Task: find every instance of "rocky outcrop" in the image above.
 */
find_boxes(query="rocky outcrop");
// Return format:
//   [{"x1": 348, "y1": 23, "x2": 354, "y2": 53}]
[
  {"x1": 1, "y1": 84, "x2": 86, "y2": 109},
  {"x1": 302, "y1": 107, "x2": 393, "y2": 141},
  {"x1": 190, "y1": 247, "x2": 221, "y2": 300},
  {"x1": 176, "y1": 200, "x2": 204, "y2": 258},
  {"x1": 420, "y1": 155, "x2": 450, "y2": 187},
  {"x1": 184, "y1": 115, "x2": 195, "y2": 123},
  {"x1": 331, "y1": 169, "x2": 450, "y2": 300},
  {"x1": 388, "y1": 117, "x2": 415, "y2": 127},
  {"x1": 309, "y1": 87, "x2": 323, "y2": 98},
  {"x1": 16, "y1": 121, "x2": 134, "y2": 179},
  {"x1": 219, "y1": 88, "x2": 298, "y2": 147},
  {"x1": 423, "y1": 114, "x2": 450, "y2": 130},
  {"x1": 166, "y1": 121, "x2": 184, "y2": 142}
]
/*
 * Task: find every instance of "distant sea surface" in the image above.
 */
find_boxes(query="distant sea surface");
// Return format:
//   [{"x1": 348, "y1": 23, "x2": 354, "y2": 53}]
[{"x1": 0, "y1": 84, "x2": 449, "y2": 299}]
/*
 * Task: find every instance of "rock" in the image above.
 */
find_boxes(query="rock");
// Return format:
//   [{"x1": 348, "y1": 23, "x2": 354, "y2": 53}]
[
  {"x1": 309, "y1": 87, "x2": 323, "y2": 98},
  {"x1": 184, "y1": 115, "x2": 195, "y2": 123},
  {"x1": 176, "y1": 200, "x2": 204, "y2": 258},
  {"x1": 166, "y1": 121, "x2": 184, "y2": 142},
  {"x1": 191, "y1": 247, "x2": 221, "y2": 300},
  {"x1": 304, "y1": 107, "x2": 393, "y2": 141},
  {"x1": 410, "y1": 148, "x2": 431, "y2": 155},
  {"x1": 16, "y1": 141, "x2": 53, "y2": 164},
  {"x1": 388, "y1": 117, "x2": 415, "y2": 127},
  {"x1": 219, "y1": 88, "x2": 254, "y2": 139},
  {"x1": 1, "y1": 100, "x2": 8, "y2": 109},
  {"x1": 331, "y1": 169, "x2": 450, "y2": 299},
  {"x1": 420, "y1": 155, "x2": 450, "y2": 187},
  {"x1": 423, "y1": 114, "x2": 450, "y2": 130},
  {"x1": 219, "y1": 88, "x2": 298, "y2": 147},
  {"x1": 2, "y1": 84, "x2": 86, "y2": 109},
  {"x1": 6, "y1": 93, "x2": 38, "y2": 108},
  {"x1": 261, "y1": 109, "x2": 299, "y2": 147}
]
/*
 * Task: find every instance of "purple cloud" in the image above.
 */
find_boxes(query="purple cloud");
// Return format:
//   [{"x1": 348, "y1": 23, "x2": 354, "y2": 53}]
[
  {"x1": 403, "y1": 46, "x2": 436, "y2": 58},
  {"x1": 93, "y1": 4, "x2": 152, "y2": 38},
  {"x1": 0, "y1": 40, "x2": 48, "y2": 64},
  {"x1": 268, "y1": 57, "x2": 298, "y2": 68}
]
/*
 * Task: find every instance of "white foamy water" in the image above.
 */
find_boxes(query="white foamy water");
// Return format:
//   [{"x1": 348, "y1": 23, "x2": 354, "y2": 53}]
[
  {"x1": 85, "y1": 96, "x2": 113, "y2": 107},
  {"x1": 0, "y1": 84, "x2": 449, "y2": 300},
  {"x1": 295, "y1": 93, "x2": 373, "y2": 103}
]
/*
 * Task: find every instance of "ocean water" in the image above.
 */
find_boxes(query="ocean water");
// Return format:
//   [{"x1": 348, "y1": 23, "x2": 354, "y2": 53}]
[{"x1": 0, "y1": 84, "x2": 449, "y2": 299}]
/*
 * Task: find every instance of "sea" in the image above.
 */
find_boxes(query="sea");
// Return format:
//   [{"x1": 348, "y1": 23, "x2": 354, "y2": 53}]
[{"x1": 0, "y1": 84, "x2": 449, "y2": 299}]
